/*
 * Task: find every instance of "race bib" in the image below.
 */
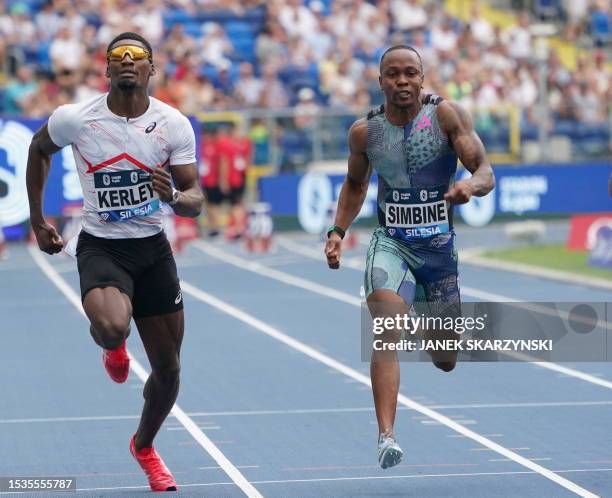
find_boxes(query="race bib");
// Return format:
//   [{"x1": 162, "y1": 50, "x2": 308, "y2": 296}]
[
  {"x1": 385, "y1": 185, "x2": 449, "y2": 239},
  {"x1": 94, "y1": 170, "x2": 160, "y2": 222}
]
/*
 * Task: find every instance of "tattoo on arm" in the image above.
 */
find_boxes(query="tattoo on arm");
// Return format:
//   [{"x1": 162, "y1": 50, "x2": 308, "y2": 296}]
[{"x1": 439, "y1": 102, "x2": 495, "y2": 196}]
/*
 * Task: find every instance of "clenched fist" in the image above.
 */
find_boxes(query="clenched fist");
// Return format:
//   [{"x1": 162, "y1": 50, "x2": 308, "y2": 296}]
[{"x1": 325, "y1": 232, "x2": 342, "y2": 269}]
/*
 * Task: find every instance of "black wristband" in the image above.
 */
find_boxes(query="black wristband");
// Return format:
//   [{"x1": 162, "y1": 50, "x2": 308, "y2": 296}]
[{"x1": 327, "y1": 225, "x2": 346, "y2": 239}]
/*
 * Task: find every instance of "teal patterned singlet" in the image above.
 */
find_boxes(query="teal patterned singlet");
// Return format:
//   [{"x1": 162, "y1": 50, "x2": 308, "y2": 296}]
[{"x1": 366, "y1": 95, "x2": 458, "y2": 242}]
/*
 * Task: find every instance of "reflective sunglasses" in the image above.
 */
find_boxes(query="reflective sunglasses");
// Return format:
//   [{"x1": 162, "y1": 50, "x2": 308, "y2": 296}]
[{"x1": 107, "y1": 45, "x2": 151, "y2": 61}]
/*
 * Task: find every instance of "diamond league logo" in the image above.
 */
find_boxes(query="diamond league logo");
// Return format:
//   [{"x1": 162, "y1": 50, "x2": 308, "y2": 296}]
[
  {"x1": 392, "y1": 190, "x2": 399, "y2": 202},
  {"x1": 0, "y1": 120, "x2": 33, "y2": 226}
]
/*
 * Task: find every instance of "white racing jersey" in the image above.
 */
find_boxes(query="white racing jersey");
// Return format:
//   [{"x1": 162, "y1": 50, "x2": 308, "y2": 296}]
[{"x1": 48, "y1": 93, "x2": 196, "y2": 239}]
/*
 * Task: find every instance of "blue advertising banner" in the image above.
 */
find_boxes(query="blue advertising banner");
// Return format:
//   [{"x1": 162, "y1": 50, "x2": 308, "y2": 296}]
[
  {"x1": 259, "y1": 162, "x2": 612, "y2": 233},
  {"x1": 0, "y1": 115, "x2": 200, "y2": 239}
]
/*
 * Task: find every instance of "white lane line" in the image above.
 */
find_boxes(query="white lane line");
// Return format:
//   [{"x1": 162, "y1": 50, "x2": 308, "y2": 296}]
[
  {"x1": 449, "y1": 434, "x2": 503, "y2": 438},
  {"x1": 461, "y1": 253, "x2": 612, "y2": 291},
  {"x1": 470, "y1": 447, "x2": 529, "y2": 452},
  {"x1": 490, "y1": 458, "x2": 551, "y2": 462},
  {"x1": 28, "y1": 247, "x2": 263, "y2": 498},
  {"x1": 199, "y1": 465, "x2": 260, "y2": 470},
  {"x1": 19, "y1": 468, "x2": 612, "y2": 494},
  {"x1": 3, "y1": 400, "x2": 611, "y2": 425},
  {"x1": 422, "y1": 420, "x2": 477, "y2": 425},
  {"x1": 180, "y1": 281, "x2": 599, "y2": 498},
  {"x1": 167, "y1": 426, "x2": 221, "y2": 431},
  {"x1": 193, "y1": 240, "x2": 361, "y2": 306},
  {"x1": 271, "y1": 238, "x2": 612, "y2": 390}
]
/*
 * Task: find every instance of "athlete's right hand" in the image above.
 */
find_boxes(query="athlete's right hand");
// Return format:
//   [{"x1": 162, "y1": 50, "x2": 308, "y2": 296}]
[
  {"x1": 32, "y1": 221, "x2": 64, "y2": 254},
  {"x1": 325, "y1": 233, "x2": 342, "y2": 269}
]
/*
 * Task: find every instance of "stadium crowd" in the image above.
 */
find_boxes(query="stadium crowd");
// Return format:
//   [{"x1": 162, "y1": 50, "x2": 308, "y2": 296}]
[{"x1": 0, "y1": 0, "x2": 609, "y2": 127}]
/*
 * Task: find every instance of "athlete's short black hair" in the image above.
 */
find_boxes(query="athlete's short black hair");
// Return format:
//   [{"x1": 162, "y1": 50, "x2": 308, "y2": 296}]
[
  {"x1": 106, "y1": 32, "x2": 153, "y2": 59},
  {"x1": 379, "y1": 45, "x2": 422, "y2": 72}
]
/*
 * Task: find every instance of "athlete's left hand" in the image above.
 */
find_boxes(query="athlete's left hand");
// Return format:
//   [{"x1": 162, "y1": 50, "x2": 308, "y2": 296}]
[
  {"x1": 444, "y1": 181, "x2": 474, "y2": 205},
  {"x1": 152, "y1": 167, "x2": 174, "y2": 202}
]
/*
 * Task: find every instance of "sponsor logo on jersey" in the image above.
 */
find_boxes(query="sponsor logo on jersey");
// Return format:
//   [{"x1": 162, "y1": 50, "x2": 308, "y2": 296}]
[{"x1": 145, "y1": 122, "x2": 157, "y2": 133}]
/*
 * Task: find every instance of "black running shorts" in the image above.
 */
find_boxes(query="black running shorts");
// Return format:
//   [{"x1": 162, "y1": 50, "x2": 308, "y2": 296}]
[
  {"x1": 76, "y1": 230, "x2": 183, "y2": 319},
  {"x1": 204, "y1": 185, "x2": 245, "y2": 206}
]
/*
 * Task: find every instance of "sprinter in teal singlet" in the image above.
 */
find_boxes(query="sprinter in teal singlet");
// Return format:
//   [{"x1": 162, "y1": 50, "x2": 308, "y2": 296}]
[{"x1": 325, "y1": 45, "x2": 495, "y2": 469}]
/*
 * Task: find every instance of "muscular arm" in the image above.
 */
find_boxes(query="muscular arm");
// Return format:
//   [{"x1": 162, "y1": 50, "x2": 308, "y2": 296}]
[
  {"x1": 438, "y1": 101, "x2": 495, "y2": 203},
  {"x1": 26, "y1": 124, "x2": 62, "y2": 225},
  {"x1": 325, "y1": 118, "x2": 371, "y2": 269},
  {"x1": 26, "y1": 124, "x2": 65, "y2": 253},
  {"x1": 152, "y1": 163, "x2": 204, "y2": 218},
  {"x1": 333, "y1": 118, "x2": 372, "y2": 230}
]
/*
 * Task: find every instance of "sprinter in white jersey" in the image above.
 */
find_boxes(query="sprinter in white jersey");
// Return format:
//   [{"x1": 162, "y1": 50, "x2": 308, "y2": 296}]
[{"x1": 26, "y1": 32, "x2": 204, "y2": 492}]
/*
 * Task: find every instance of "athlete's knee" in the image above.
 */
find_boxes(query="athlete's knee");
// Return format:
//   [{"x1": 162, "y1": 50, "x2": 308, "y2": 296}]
[
  {"x1": 433, "y1": 360, "x2": 456, "y2": 373},
  {"x1": 152, "y1": 361, "x2": 181, "y2": 386},
  {"x1": 91, "y1": 317, "x2": 130, "y2": 349}
]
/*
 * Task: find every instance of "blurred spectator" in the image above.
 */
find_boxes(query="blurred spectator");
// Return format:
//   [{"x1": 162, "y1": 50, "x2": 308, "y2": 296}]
[
  {"x1": 573, "y1": 80, "x2": 605, "y2": 124},
  {"x1": 547, "y1": 49, "x2": 572, "y2": 87},
  {"x1": 549, "y1": 82, "x2": 578, "y2": 121},
  {"x1": 350, "y1": 86, "x2": 372, "y2": 113},
  {"x1": 445, "y1": 61, "x2": 474, "y2": 108},
  {"x1": 592, "y1": 51, "x2": 609, "y2": 97},
  {"x1": 35, "y1": 1, "x2": 62, "y2": 42},
  {"x1": 390, "y1": 0, "x2": 427, "y2": 33},
  {"x1": 8, "y1": 3, "x2": 36, "y2": 45},
  {"x1": 233, "y1": 62, "x2": 264, "y2": 108},
  {"x1": 248, "y1": 118, "x2": 270, "y2": 165},
  {"x1": 482, "y1": 43, "x2": 515, "y2": 72},
  {"x1": 255, "y1": 21, "x2": 288, "y2": 66},
  {"x1": 561, "y1": 0, "x2": 588, "y2": 41},
  {"x1": 590, "y1": 0, "x2": 611, "y2": 45},
  {"x1": 163, "y1": 24, "x2": 197, "y2": 65},
  {"x1": 74, "y1": 70, "x2": 104, "y2": 102},
  {"x1": 182, "y1": 73, "x2": 215, "y2": 114},
  {"x1": 154, "y1": 72, "x2": 182, "y2": 109},
  {"x1": 411, "y1": 30, "x2": 438, "y2": 72},
  {"x1": 201, "y1": 124, "x2": 251, "y2": 238},
  {"x1": 328, "y1": 59, "x2": 358, "y2": 108},
  {"x1": 431, "y1": 16, "x2": 459, "y2": 53},
  {"x1": 133, "y1": 0, "x2": 165, "y2": 46},
  {"x1": 200, "y1": 127, "x2": 221, "y2": 236},
  {"x1": 27, "y1": 72, "x2": 71, "y2": 118},
  {"x1": 355, "y1": 9, "x2": 389, "y2": 54},
  {"x1": 3, "y1": 65, "x2": 38, "y2": 115},
  {"x1": 278, "y1": 0, "x2": 317, "y2": 39},
  {"x1": 217, "y1": 123, "x2": 252, "y2": 239},
  {"x1": 475, "y1": 69, "x2": 502, "y2": 107},
  {"x1": 199, "y1": 22, "x2": 233, "y2": 68},
  {"x1": 62, "y1": 5, "x2": 86, "y2": 39},
  {"x1": 50, "y1": 26, "x2": 84, "y2": 72},
  {"x1": 215, "y1": 60, "x2": 235, "y2": 95},
  {"x1": 469, "y1": 4, "x2": 495, "y2": 47},
  {"x1": 294, "y1": 87, "x2": 319, "y2": 129},
  {"x1": 305, "y1": 6, "x2": 334, "y2": 61},
  {"x1": 502, "y1": 11, "x2": 532, "y2": 60},
  {"x1": 258, "y1": 64, "x2": 289, "y2": 108}
]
